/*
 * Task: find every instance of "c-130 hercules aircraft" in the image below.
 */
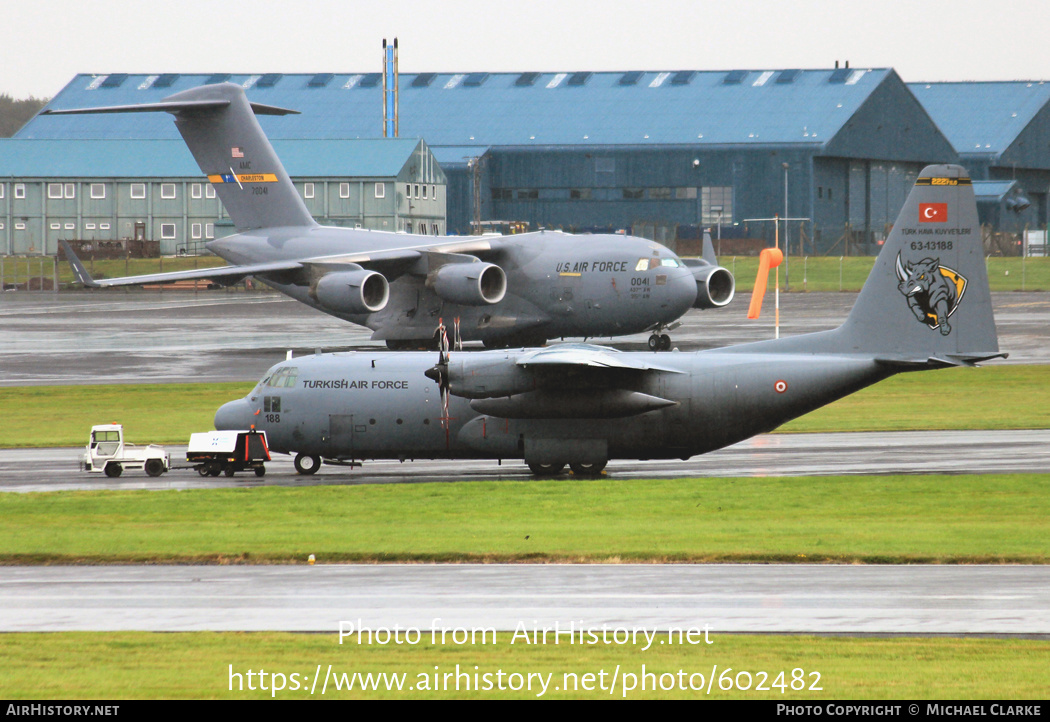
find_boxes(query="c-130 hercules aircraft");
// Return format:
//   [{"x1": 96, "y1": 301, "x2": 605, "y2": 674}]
[
  {"x1": 214, "y1": 164, "x2": 1003, "y2": 476},
  {"x1": 47, "y1": 82, "x2": 734, "y2": 350}
]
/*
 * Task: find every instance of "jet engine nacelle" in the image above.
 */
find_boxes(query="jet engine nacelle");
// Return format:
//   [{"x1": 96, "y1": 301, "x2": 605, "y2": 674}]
[
  {"x1": 313, "y1": 269, "x2": 390, "y2": 315},
  {"x1": 685, "y1": 261, "x2": 735, "y2": 309},
  {"x1": 427, "y1": 262, "x2": 507, "y2": 306}
]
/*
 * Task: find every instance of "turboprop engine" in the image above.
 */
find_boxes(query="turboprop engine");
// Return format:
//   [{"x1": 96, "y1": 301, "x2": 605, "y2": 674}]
[
  {"x1": 427, "y1": 262, "x2": 507, "y2": 306},
  {"x1": 312, "y1": 268, "x2": 390, "y2": 314}
]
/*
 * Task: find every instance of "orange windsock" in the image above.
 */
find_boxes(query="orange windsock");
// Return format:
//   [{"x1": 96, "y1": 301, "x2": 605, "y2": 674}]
[{"x1": 747, "y1": 247, "x2": 784, "y2": 319}]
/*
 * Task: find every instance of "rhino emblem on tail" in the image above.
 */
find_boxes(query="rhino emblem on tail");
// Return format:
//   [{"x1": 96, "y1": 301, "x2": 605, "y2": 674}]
[{"x1": 895, "y1": 254, "x2": 967, "y2": 335}]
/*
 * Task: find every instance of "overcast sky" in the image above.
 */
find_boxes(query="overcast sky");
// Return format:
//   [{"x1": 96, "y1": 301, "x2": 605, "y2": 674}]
[{"x1": 5, "y1": 0, "x2": 1048, "y2": 98}]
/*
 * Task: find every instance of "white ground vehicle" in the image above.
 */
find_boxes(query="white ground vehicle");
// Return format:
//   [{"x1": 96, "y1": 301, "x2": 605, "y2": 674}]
[{"x1": 82, "y1": 424, "x2": 170, "y2": 478}]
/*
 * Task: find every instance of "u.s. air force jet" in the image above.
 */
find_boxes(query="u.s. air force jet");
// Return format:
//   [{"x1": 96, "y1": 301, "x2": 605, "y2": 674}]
[
  {"x1": 47, "y1": 82, "x2": 732, "y2": 350},
  {"x1": 214, "y1": 164, "x2": 1003, "y2": 475}
]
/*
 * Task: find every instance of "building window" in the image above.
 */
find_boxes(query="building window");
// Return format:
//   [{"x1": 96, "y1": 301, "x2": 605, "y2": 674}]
[
  {"x1": 701, "y1": 186, "x2": 733, "y2": 224},
  {"x1": 64, "y1": 183, "x2": 75, "y2": 198},
  {"x1": 339, "y1": 182, "x2": 350, "y2": 199},
  {"x1": 161, "y1": 223, "x2": 176, "y2": 239},
  {"x1": 622, "y1": 188, "x2": 643, "y2": 200},
  {"x1": 419, "y1": 222, "x2": 427, "y2": 234},
  {"x1": 205, "y1": 223, "x2": 214, "y2": 239},
  {"x1": 161, "y1": 183, "x2": 176, "y2": 199},
  {"x1": 15, "y1": 222, "x2": 26, "y2": 230},
  {"x1": 191, "y1": 223, "x2": 202, "y2": 239},
  {"x1": 0, "y1": 184, "x2": 4, "y2": 199},
  {"x1": 131, "y1": 184, "x2": 146, "y2": 199},
  {"x1": 304, "y1": 182, "x2": 314, "y2": 199},
  {"x1": 675, "y1": 187, "x2": 698, "y2": 199},
  {"x1": 48, "y1": 183, "x2": 64, "y2": 199},
  {"x1": 100, "y1": 222, "x2": 111, "y2": 231},
  {"x1": 491, "y1": 188, "x2": 512, "y2": 201},
  {"x1": 517, "y1": 189, "x2": 539, "y2": 200},
  {"x1": 649, "y1": 187, "x2": 672, "y2": 200},
  {"x1": 50, "y1": 222, "x2": 61, "y2": 230},
  {"x1": 205, "y1": 184, "x2": 216, "y2": 199},
  {"x1": 191, "y1": 183, "x2": 202, "y2": 199},
  {"x1": 431, "y1": 223, "x2": 439, "y2": 235},
  {"x1": 374, "y1": 182, "x2": 385, "y2": 199},
  {"x1": 85, "y1": 223, "x2": 96, "y2": 230},
  {"x1": 827, "y1": 188, "x2": 833, "y2": 201},
  {"x1": 414, "y1": 184, "x2": 420, "y2": 199},
  {"x1": 570, "y1": 189, "x2": 593, "y2": 200},
  {"x1": 14, "y1": 184, "x2": 25, "y2": 199},
  {"x1": 422, "y1": 185, "x2": 428, "y2": 200},
  {"x1": 90, "y1": 183, "x2": 106, "y2": 199},
  {"x1": 64, "y1": 222, "x2": 75, "y2": 230}
]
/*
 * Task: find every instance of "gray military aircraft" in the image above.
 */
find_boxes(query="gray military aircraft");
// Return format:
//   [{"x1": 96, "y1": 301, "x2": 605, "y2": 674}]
[
  {"x1": 47, "y1": 82, "x2": 733, "y2": 350},
  {"x1": 213, "y1": 164, "x2": 1003, "y2": 476}
]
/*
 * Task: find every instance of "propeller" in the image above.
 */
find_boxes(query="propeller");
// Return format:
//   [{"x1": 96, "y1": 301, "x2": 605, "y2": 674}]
[{"x1": 424, "y1": 318, "x2": 454, "y2": 448}]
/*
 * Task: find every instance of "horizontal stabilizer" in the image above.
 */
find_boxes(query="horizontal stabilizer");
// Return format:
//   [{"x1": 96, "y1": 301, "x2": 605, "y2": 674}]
[
  {"x1": 875, "y1": 352, "x2": 1008, "y2": 369},
  {"x1": 44, "y1": 99, "x2": 298, "y2": 117}
]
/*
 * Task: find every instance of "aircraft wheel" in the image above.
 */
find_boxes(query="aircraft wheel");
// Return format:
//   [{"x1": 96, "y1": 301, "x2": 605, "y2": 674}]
[
  {"x1": 527, "y1": 462, "x2": 566, "y2": 476},
  {"x1": 660, "y1": 334, "x2": 671, "y2": 351},
  {"x1": 294, "y1": 454, "x2": 322, "y2": 475},
  {"x1": 104, "y1": 463, "x2": 122, "y2": 478},
  {"x1": 224, "y1": 466, "x2": 236, "y2": 477},
  {"x1": 145, "y1": 459, "x2": 165, "y2": 477},
  {"x1": 254, "y1": 466, "x2": 266, "y2": 477},
  {"x1": 569, "y1": 461, "x2": 607, "y2": 477},
  {"x1": 648, "y1": 334, "x2": 661, "y2": 351}
]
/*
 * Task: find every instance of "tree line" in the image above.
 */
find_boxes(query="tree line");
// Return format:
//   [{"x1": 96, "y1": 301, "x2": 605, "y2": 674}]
[{"x1": 0, "y1": 94, "x2": 49, "y2": 137}]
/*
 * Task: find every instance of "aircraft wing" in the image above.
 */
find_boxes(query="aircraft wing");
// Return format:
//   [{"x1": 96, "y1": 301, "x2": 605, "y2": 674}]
[
  {"x1": 514, "y1": 344, "x2": 685, "y2": 374},
  {"x1": 61, "y1": 241, "x2": 303, "y2": 288}
]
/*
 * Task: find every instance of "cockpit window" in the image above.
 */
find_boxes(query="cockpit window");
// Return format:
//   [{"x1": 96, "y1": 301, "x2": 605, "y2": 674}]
[
  {"x1": 635, "y1": 258, "x2": 649, "y2": 272},
  {"x1": 267, "y1": 367, "x2": 299, "y2": 388},
  {"x1": 660, "y1": 258, "x2": 680, "y2": 268}
]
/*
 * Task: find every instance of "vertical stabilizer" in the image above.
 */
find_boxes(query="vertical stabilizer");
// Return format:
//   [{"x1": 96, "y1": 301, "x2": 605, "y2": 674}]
[
  {"x1": 44, "y1": 83, "x2": 316, "y2": 231},
  {"x1": 839, "y1": 164, "x2": 1000, "y2": 362},
  {"x1": 164, "y1": 83, "x2": 316, "y2": 230}
]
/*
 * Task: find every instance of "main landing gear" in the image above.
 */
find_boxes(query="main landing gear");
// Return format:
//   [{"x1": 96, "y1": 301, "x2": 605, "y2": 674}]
[
  {"x1": 648, "y1": 333, "x2": 672, "y2": 351},
  {"x1": 526, "y1": 460, "x2": 607, "y2": 477}
]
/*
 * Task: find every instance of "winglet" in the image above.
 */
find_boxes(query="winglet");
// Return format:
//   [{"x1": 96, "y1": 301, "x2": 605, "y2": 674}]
[{"x1": 59, "y1": 240, "x2": 100, "y2": 288}]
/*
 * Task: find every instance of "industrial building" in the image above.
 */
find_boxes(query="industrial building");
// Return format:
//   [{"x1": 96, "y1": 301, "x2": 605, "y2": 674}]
[
  {"x1": 909, "y1": 81, "x2": 1050, "y2": 252},
  {"x1": 0, "y1": 135, "x2": 445, "y2": 255},
  {"x1": 5, "y1": 68, "x2": 1049, "y2": 257}
]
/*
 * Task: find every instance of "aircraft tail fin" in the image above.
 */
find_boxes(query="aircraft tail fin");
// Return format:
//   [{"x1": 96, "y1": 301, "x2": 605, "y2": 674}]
[
  {"x1": 836, "y1": 164, "x2": 1002, "y2": 365},
  {"x1": 45, "y1": 83, "x2": 316, "y2": 232},
  {"x1": 701, "y1": 232, "x2": 718, "y2": 265}
]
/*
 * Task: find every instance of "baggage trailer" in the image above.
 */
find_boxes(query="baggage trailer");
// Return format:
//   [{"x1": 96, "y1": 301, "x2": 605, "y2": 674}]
[{"x1": 187, "y1": 430, "x2": 270, "y2": 477}]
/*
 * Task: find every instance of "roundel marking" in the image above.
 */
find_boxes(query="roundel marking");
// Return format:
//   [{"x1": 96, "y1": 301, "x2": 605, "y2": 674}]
[{"x1": 774, "y1": 380, "x2": 788, "y2": 394}]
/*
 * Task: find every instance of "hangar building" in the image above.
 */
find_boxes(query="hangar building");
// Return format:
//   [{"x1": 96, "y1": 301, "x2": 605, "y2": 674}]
[
  {"x1": 909, "y1": 81, "x2": 1050, "y2": 245},
  {"x1": 0, "y1": 68, "x2": 1000, "y2": 256}
]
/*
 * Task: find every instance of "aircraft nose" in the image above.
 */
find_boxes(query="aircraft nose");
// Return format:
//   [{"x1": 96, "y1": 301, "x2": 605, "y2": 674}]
[
  {"x1": 669, "y1": 268, "x2": 699, "y2": 313},
  {"x1": 214, "y1": 398, "x2": 254, "y2": 430}
]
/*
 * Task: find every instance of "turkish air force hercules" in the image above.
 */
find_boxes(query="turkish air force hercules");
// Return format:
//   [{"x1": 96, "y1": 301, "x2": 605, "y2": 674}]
[
  {"x1": 47, "y1": 83, "x2": 733, "y2": 349},
  {"x1": 214, "y1": 164, "x2": 1004, "y2": 476}
]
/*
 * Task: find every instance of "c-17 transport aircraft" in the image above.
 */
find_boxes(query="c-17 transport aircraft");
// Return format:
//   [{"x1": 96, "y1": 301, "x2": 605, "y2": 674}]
[
  {"x1": 48, "y1": 82, "x2": 733, "y2": 350},
  {"x1": 213, "y1": 164, "x2": 1003, "y2": 476}
]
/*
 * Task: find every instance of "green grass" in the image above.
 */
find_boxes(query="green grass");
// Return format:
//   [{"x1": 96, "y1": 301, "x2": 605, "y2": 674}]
[
  {"x1": 1, "y1": 474, "x2": 1047, "y2": 564},
  {"x1": 719, "y1": 256, "x2": 1050, "y2": 292},
  {"x1": 3, "y1": 365, "x2": 1044, "y2": 449},
  {"x1": 0, "y1": 633, "x2": 1046, "y2": 699}
]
